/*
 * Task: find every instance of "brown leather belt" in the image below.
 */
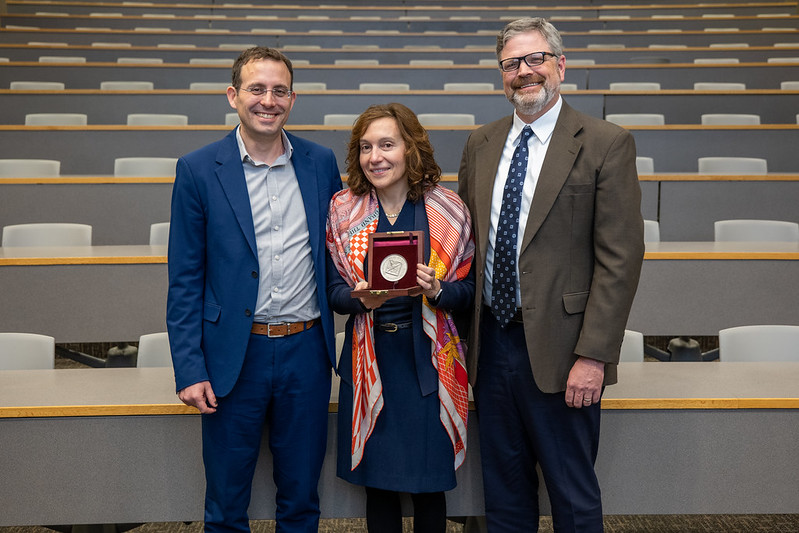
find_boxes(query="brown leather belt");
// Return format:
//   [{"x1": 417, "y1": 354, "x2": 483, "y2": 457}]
[{"x1": 250, "y1": 318, "x2": 319, "y2": 338}]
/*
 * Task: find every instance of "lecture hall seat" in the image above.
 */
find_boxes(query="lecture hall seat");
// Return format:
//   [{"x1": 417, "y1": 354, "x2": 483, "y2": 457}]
[
  {"x1": 700, "y1": 114, "x2": 761, "y2": 125},
  {"x1": 126, "y1": 114, "x2": 189, "y2": 126},
  {"x1": 417, "y1": 114, "x2": 476, "y2": 126},
  {"x1": 619, "y1": 330, "x2": 645, "y2": 363},
  {"x1": 643, "y1": 220, "x2": 661, "y2": 242},
  {"x1": 635, "y1": 156, "x2": 655, "y2": 175},
  {"x1": 149, "y1": 222, "x2": 170, "y2": 246},
  {"x1": 608, "y1": 82, "x2": 661, "y2": 90},
  {"x1": 323, "y1": 114, "x2": 359, "y2": 126},
  {"x1": 100, "y1": 81, "x2": 155, "y2": 90},
  {"x1": 718, "y1": 325, "x2": 799, "y2": 362},
  {"x1": 605, "y1": 114, "x2": 666, "y2": 126},
  {"x1": 714, "y1": 220, "x2": 799, "y2": 242},
  {"x1": 0, "y1": 159, "x2": 61, "y2": 178},
  {"x1": 10, "y1": 81, "x2": 66, "y2": 90},
  {"x1": 1, "y1": 223, "x2": 92, "y2": 247},
  {"x1": 698, "y1": 157, "x2": 767, "y2": 175},
  {"x1": 24, "y1": 113, "x2": 88, "y2": 126},
  {"x1": 0, "y1": 333, "x2": 55, "y2": 370},
  {"x1": 358, "y1": 83, "x2": 410, "y2": 91},
  {"x1": 114, "y1": 157, "x2": 178, "y2": 178},
  {"x1": 136, "y1": 332, "x2": 173, "y2": 368}
]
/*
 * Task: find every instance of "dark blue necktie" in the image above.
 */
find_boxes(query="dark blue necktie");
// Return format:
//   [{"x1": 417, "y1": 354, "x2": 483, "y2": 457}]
[{"x1": 491, "y1": 126, "x2": 533, "y2": 327}]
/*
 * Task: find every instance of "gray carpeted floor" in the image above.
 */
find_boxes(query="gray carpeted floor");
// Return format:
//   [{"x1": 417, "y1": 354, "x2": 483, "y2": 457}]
[{"x1": 4, "y1": 515, "x2": 799, "y2": 533}]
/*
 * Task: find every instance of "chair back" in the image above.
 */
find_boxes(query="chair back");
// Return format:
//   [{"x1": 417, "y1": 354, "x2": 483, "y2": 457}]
[
  {"x1": 714, "y1": 220, "x2": 799, "y2": 242},
  {"x1": 643, "y1": 220, "x2": 660, "y2": 242},
  {"x1": 719, "y1": 325, "x2": 799, "y2": 362},
  {"x1": 619, "y1": 330, "x2": 644, "y2": 362},
  {"x1": 0, "y1": 159, "x2": 60, "y2": 178},
  {"x1": 417, "y1": 114, "x2": 476, "y2": 126},
  {"x1": 2, "y1": 223, "x2": 92, "y2": 247},
  {"x1": 114, "y1": 157, "x2": 177, "y2": 177},
  {"x1": 0, "y1": 332, "x2": 55, "y2": 370},
  {"x1": 149, "y1": 222, "x2": 170, "y2": 246},
  {"x1": 698, "y1": 157, "x2": 767, "y2": 175},
  {"x1": 137, "y1": 332, "x2": 173, "y2": 368},
  {"x1": 25, "y1": 113, "x2": 88, "y2": 126},
  {"x1": 606, "y1": 114, "x2": 665, "y2": 126},
  {"x1": 127, "y1": 114, "x2": 188, "y2": 126}
]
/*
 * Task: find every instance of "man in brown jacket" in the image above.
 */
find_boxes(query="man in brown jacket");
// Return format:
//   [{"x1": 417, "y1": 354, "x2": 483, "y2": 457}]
[{"x1": 458, "y1": 18, "x2": 644, "y2": 532}]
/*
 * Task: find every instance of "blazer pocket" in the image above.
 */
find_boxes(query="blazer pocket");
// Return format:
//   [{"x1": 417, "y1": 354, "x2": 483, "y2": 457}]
[
  {"x1": 560, "y1": 183, "x2": 594, "y2": 196},
  {"x1": 203, "y1": 302, "x2": 221, "y2": 323},
  {"x1": 562, "y1": 291, "x2": 590, "y2": 315}
]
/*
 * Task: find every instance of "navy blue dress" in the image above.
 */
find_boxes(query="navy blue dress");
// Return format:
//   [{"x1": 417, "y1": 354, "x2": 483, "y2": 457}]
[{"x1": 335, "y1": 200, "x2": 456, "y2": 493}]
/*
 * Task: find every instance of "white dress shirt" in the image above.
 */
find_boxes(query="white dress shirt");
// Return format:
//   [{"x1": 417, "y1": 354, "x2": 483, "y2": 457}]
[
  {"x1": 483, "y1": 96, "x2": 563, "y2": 306},
  {"x1": 236, "y1": 127, "x2": 320, "y2": 323}
]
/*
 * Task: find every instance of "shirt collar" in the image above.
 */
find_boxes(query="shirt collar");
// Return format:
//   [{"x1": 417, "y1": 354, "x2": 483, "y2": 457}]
[
  {"x1": 235, "y1": 126, "x2": 293, "y2": 167},
  {"x1": 511, "y1": 95, "x2": 562, "y2": 145}
]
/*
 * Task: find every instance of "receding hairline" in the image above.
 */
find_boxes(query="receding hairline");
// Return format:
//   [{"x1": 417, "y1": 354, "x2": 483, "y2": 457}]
[{"x1": 496, "y1": 17, "x2": 564, "y2": 59}]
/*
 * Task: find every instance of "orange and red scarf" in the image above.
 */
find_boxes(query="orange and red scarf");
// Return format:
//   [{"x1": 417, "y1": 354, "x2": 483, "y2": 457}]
[{"x1": 326, "y1": 186, "x2": 474, "y2": 470}]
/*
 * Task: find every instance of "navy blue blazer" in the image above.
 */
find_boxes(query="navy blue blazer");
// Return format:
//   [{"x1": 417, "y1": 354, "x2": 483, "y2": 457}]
[{"x1": 167, "y1": 128, "x2": 342, "y2": 396}]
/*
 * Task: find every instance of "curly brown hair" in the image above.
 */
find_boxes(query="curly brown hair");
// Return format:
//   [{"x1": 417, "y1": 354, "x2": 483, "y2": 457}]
[{"x1": 345, "y1": 103, "x2": 441, "y2": 202}]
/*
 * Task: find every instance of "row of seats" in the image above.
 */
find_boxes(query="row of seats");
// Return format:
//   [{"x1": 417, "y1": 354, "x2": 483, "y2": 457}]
[
  {"x1": 618, "y1": 326, "x2": 799, "y2": 363},
  {"x1": 5, "y1": 323, "x2": 799, "y2": 372},
  {"x1": 1, "y1": 155, "x2": 782, "y2": 178},
  {"x1": 1, "y1": 222, "x2": 170, "y2": 246},
  {"x1": 643, "y1": 219, "x2": 799, "y2": 242},
  {"x1": 16, "y1": 112, "x2": 799, "y2": 127},
  {"x1": 8, "y1": 80, "x2": 799, "y2": 91},
  {"x1": 6, "y1": 218, "x2": 798, "y2": 248},
  {"x1": 0, "y1": 157, "x2": 177, "y2": 177},
  {"x1": 0, "y1": 331, "x2": 171, "y2": 369},
  {"x1": 6, "y1": 51, "x2": 799, "y2": 63}
]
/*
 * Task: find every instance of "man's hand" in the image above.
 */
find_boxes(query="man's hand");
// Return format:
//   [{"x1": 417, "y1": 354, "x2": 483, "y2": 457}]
[
  {"x1": 178, "y1": 380, "x2": 218, "y2": 414},
  {"x1": 565, "y1": 356, "x2": 605, "y2": 408}
]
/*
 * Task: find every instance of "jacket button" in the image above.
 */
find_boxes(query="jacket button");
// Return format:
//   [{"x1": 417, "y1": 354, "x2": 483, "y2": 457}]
[
  {"x1": 251, "y1": 271, "x2": 258, "y2": 278},
  {"x1": 245, "y1": 309, "x2": 252, "y2": 317}
]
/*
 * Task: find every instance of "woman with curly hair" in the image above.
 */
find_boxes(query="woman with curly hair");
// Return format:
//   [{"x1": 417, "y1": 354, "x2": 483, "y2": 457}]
[{"x1": 326, "y1": 103, "x2": 475, "y2": 532}]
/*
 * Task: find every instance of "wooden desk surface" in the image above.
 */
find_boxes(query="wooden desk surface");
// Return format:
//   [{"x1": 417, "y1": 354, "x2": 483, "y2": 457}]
[
  {"x1": 0, "y1": 244, "x2": 167, "y2": 265},
  {"x1": 1, "y1": 363, "x2": 798, "y2": 418},
  {"x1": 1, "y1": 241, "x2": 796, "y2": 264},
  {"x1": 643, "y1": 241, "x2": 799, "y2": 260}
]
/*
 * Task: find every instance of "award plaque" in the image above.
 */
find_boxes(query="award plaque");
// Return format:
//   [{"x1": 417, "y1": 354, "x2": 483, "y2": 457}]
[{"x1": 351, "y1": 231, "x2": 424, "y2": 298}]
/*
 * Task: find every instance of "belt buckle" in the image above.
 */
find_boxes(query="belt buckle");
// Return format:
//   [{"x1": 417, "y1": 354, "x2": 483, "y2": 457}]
[
  {"x1": 266, "y1": 322, "x2": 287, "y2": 338},
  {"x1": 383, "y1": 323, "x2": 398, "y2": 333}
]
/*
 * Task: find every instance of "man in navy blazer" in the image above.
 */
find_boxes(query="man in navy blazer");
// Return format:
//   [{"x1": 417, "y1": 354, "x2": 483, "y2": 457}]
[{"x1": 166, "y1": 47, "x2": 341, "y2": 532}]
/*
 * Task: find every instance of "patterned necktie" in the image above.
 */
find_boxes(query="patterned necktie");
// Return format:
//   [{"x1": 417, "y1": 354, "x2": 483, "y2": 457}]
[{"x1": 491, "y1": 126, "x2": 533, "y2": 327}]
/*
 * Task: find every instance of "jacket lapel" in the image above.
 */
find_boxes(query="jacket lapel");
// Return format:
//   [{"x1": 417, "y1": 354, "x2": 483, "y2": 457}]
[
  {"x1": 290, "y1": 138, "x2": 323, "y2": 266},
  {"x1": 520, "y1": 102, "x2": 583, "y2": 254},
  {"x1": 473, "y1": 117, "x2": 513, "y2": 254},
  {"x1": 215, "y1": 129, "x2": 258, "y2": 257}
]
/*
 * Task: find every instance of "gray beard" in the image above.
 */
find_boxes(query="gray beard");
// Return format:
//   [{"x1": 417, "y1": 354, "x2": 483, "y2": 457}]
[{"x1": 509, "y1": 83, "x2": 557, "y2": 117}]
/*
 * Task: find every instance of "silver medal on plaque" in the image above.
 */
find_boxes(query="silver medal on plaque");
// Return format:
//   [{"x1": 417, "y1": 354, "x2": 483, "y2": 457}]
[{"x1": 380, "y1": 253, "x2": 408, "y2": 283}]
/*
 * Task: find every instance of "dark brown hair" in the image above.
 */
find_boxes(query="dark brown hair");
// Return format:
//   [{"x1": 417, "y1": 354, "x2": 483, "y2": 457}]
[
  {"x1": 231, "y1": 47, "x2": 293, "y2": 90},
  {"x1": 345, "y1": 103, "x2": 441, "y2": 202}
]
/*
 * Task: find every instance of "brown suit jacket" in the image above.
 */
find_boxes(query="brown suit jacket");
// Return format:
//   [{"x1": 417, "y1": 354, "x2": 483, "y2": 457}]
[{"x1": 457, "y1": 100, "x2": 645, "y2": 393}]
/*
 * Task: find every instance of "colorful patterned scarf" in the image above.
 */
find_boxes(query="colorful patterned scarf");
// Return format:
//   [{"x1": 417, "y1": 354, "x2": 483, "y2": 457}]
[{"x1": 326, "y1": 185, "x2": 474, "y2": 470}]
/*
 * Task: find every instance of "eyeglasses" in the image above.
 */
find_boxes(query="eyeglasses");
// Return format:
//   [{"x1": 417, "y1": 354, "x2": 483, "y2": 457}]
[
  {"x1": 240, "y1": 86, "x2": 293, "y2": 98},
  {"x1": 499, "y1": 51, "x2": 558, "y2": 72}
]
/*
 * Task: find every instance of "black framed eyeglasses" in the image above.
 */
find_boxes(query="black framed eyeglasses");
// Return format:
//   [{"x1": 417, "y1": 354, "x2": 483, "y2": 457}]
[
  {"x1": 240, "y1": 86, "x2": 293, "y2": 98},
  {"x1": 499, "y1": 52, "x2": 558, "y2": 72}
]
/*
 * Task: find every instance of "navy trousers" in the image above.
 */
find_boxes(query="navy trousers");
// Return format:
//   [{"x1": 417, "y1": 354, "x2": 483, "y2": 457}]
[
  {"x1": 476, "y1": 312, "x2": 603, "y2": 533},
  {"x1": 201, "y1": 325, "x2": 331, "y2": 533}
]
